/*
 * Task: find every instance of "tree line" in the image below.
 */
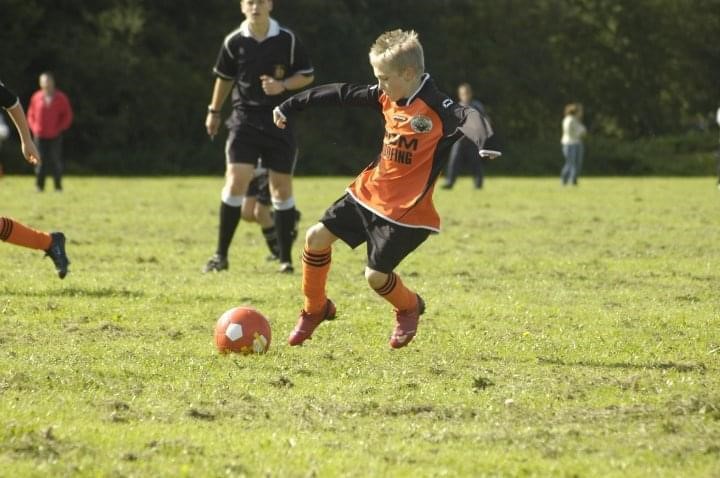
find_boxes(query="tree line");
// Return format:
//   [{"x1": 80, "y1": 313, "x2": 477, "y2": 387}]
[{"x1": 1, "y1": 0, "x2": 718, "y2": 175}]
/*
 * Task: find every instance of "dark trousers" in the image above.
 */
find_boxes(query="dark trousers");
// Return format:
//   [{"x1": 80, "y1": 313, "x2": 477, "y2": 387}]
[
  {"x1": 35, "y1": 136, "x2": 63, "y2": 191},
  {"x1": 444, "y1": 137, "x2": 483, "y2": 188}
]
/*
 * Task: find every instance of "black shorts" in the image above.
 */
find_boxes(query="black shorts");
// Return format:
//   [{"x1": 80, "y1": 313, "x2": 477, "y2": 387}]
[
  {"x1": 246, "y1": 171, "x2": 271, "y2": 206},
  {"x1": 225, "y1": 126, "x2": 297, "y2": 174},
  {"x1": 320, "y1": 194, "x2": 431, "y2": 273}
]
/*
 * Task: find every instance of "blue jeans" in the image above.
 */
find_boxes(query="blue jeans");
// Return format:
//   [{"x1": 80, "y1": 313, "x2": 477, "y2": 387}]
[{"x1": 561, "y1": 143, "x2": 583, "y2": 185}]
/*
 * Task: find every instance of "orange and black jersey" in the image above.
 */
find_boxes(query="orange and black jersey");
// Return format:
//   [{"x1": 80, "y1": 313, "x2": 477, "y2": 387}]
[
  {"x1": 278, "y1": 74, "x2": 492, "y2": 231},
  {"x1": 0, "y1": 80, "x2": 19, "y2": 109}
]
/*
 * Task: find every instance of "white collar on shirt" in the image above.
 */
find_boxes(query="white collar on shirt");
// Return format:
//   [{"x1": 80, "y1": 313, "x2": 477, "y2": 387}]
[
  {"x1": 239, "y1": 18, "x2": 280, "y2": 41},
  {"x1": 405, "y1": 73, "x2": 430, "y2": 105}
]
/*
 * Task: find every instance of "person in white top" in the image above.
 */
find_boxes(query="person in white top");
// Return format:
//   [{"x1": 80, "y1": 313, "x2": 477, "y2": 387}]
[{"x1": 560, "y1": 103, "x2": 586, "y2": 186}]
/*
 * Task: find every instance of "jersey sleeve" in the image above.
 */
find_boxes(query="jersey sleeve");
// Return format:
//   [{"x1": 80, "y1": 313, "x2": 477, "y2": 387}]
[
  {"x1": 213, "y1": 37, "x2": 237, "y2": 80},
  {"x1": 278, "y1": 83, "x2": 381, "y2": 116},
  {"x1": 447, "y1": 102, "x2": 493, "y2": 149},
  {"x1": 289, "y1": 34, "x2": 314, "y2": 76},
  {"x1": 0, "y1": 81, "x2": 19, "y2": 109}
]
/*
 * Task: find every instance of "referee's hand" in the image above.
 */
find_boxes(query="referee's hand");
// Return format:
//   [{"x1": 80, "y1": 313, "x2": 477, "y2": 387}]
[
  {"x1": 261, "y1": 75, "x2": 285, "y2": 96},
  {"x1": 206, "y1": 112, "x2": 221, "y2": 139}
]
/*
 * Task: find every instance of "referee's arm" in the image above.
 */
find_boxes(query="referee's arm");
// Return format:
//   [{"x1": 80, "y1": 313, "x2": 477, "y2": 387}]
[
  {"x1": 206, "y1": 78, "x2": 233, "y2": 139},
  {"x1": 282, "y1": 72, "x2": 314, "y2": 91}
]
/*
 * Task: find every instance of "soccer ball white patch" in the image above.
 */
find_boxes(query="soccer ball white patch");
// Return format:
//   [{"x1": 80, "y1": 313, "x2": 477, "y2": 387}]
[{"x1": 225, "y1": 323, "x2": 243, "y2": 341}]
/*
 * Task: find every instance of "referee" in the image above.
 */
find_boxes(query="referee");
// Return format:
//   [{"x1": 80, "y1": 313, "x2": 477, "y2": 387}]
[{"x1": 204, "y1": 0, "x2": 314, "y2": 273}]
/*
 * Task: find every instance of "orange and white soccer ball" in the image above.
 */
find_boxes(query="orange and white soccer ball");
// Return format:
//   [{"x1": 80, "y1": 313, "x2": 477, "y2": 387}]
[{"x1": 214, "y1": 306, "x2": 271, "y2": 354}]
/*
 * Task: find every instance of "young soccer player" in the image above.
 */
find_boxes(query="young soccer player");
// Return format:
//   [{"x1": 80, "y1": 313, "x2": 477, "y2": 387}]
[
  {"x1": 0, "y1": 79, "x2": 70, "y2": 279},
  {"x1": 242, "y1": 159, "x2": 300, "y2": 261},
  {"x1": 273, "y1": 29, "x2": 496, "y2": 348},
  {"x1": 203, "y1": 0, "x2": 314, "y2": 274}
]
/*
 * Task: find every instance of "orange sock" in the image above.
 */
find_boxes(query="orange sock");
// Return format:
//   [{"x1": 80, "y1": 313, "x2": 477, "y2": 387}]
[
  {"x1": 373, "y1": 272, "x2": 417, "y2": 311},
  {"x1": 0, "y1": 217, "x2": 52, "y2": 251},
  {"x1": 302, "y1": 246, "x2": 331, "y2": 315}
]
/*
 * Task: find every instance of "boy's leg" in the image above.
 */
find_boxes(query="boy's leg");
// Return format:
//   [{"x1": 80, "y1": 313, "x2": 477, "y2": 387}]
[
  {"x1": 287, "y1": 223, "x2": 338, "y2": 346},
  {"x1": 241, "y1": 195, "x2": 258, "y2": 223},
  {"x1": 1, "y1": 216, "x2": 52, "y2": 250},
  {"x1": 302, "y1": 223, "x2": 337, "y2": 314},
  {"x1": 217, "y1": 164, "x2": 253, "y2": 255},
  {"x1": 269, "y1": 170, "x2": 297, "y2": 272},
  {"x1": 0, "y1": 217, "x2": 69, "y2": 278},
  {"x1": 288, "y1": 194, "x2": 366, "y2": 346},
  {"x1": 252, "y1": 174, "x2": 280, "y2": 259},
  {"x1": 204, "y1": 130, "x2": 257, "y2": 273},
  {"x1": 367, "y1": 268, "x2": 418, "y2": 313},
  {"x1": 255, "y1": 202, "x2": 279, "y2": 259},
  {"x1": 366, "y1": 221, "x2": 431, "y2": 348}
]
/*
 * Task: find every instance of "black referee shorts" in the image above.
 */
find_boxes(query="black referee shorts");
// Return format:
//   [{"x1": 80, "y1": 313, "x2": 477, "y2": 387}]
[
  {"x1": 226, "y1": 126, "x2": 297, "y2": 174},
  {"x1": 320, "y1": 194, "x2": 431, "y2": 273},
  {"x1": 246, "y1": 171, "x2": 271, "y2": 206}
]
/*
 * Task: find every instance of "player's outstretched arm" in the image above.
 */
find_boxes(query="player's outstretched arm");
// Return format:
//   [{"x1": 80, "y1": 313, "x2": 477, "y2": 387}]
[
  {"x1": 273, "y1": 83, "x2": 381, "y2": 129},
  {"x1": 456, "y1": 107, "x2": 500, "y2": 159},
  {"x1": 5, "y1": 103, "x2": 40, "y2": 166}
]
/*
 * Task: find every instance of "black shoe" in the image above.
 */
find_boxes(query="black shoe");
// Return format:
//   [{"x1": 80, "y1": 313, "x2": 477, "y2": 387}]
[
  {"x1": 266, "y1": 253, "x2": 280, "y2": 262},
  {"x1": 203, "y1": 254, "x2": 228, "y2": 273},
  {"x1": 278, "y1": 262, "x2": 294, "y2": 274},
  {"x1": 440, "y1": 184, "x2": 453, "y2": 190},
  {"x1": 45, "y1": 232, "x2": 70, "y2": 279}
]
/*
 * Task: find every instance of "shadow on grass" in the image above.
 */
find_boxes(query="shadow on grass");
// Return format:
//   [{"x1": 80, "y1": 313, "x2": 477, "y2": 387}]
[
  {"x1": 0, "y1": 286, "x2": 144, "y2": 299},
  {"x1": 537, "y1": 356, "x2": 707, "y2": 373}
]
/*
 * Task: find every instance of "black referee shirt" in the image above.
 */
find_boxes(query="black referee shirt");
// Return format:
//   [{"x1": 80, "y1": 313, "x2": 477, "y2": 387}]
[
  {"x1": 214, "y1": 18, "x2": 313, "y2": 134},
  {"x1": 0, "y1": 80, "x2": 19, "y2": 109}
]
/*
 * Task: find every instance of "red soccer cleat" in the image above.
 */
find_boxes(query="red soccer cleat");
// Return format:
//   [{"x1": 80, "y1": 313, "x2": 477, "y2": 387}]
[
  {"x1": 389, "y1": 295, "x2": 425, "y2": 349},
  {"x1": 288, "y1": 299, "x2": 336, "y2": 346}
]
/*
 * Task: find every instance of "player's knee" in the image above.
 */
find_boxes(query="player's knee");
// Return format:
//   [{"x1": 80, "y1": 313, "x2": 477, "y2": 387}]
[
  {"x1": 225, "y1": 177, "x2": 244, "y2": 196},
  {"x1": 271, "y1": 196, "x2": 295, "y2": 211},
  {"x1": 240, "y1": 209, "x2": 255, "y2": 222},
  {"x1": 305, "y1": 223, "x2": 330, "y2": 250},
  {"x1": 364, "y1": 268, "x2": 388, "y2": 289}
]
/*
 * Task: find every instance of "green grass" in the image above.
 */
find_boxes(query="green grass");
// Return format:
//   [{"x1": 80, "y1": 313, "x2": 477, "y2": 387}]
[{"x1": 1, "y1": 176, "x2": 719, "y2": 477}]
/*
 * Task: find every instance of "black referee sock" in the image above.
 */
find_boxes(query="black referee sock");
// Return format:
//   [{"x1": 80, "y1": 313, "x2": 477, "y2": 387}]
[
  {"x1": 217, "y1": 202, "x2": 241, "y2": 258},
  {"x1": 262, "y1": 226, "x2": 279, "y2": 257},
  {"x1": 274, "y1": 207, "x2": 297, "y2": 264}
]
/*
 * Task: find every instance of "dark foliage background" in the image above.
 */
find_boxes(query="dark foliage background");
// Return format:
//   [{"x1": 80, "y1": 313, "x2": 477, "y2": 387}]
[{"x1": 1, "y1": 0, "x2": 718, "y2": 175}]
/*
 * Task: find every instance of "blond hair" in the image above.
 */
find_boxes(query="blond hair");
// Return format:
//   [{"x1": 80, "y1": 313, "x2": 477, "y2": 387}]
[{"x1": 369, "y1": 29, "x2": 425, "y2": 75}]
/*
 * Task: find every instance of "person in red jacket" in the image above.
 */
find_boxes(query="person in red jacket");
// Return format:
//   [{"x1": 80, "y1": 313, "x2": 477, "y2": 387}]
[{"x1": 27, "y1": 72, "x2": 73, "y2": 192}]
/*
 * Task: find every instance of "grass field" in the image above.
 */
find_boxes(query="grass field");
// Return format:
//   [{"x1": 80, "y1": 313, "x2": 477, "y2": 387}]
[{"x1": 1, "y1": 176, "x2": 719, "y2": 477}]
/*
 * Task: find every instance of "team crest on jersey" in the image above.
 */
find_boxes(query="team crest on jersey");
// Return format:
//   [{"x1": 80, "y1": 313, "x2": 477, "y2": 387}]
[
  {"x1": 273, "y1": 64, "x2": 287, "y2": 80},
  {"x1": 410, "y1": 116, "x2": 433, "y2": 133}
]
